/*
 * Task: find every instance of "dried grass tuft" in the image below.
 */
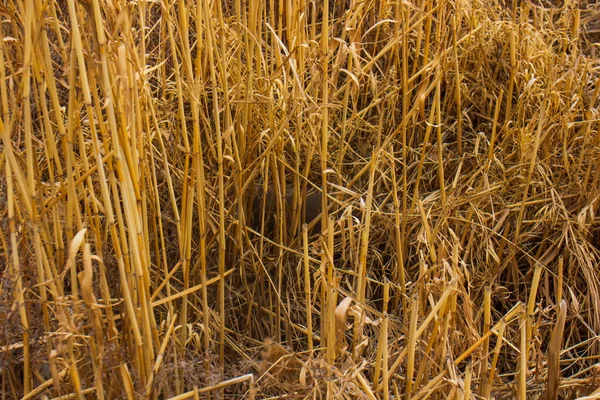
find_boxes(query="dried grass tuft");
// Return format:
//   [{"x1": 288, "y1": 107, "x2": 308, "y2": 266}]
[{"x1": 1, "y1": 0, "x2": 600, "y2": 398}]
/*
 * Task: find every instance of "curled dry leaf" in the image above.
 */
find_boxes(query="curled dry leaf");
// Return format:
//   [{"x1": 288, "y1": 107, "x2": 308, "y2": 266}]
[{"x1": 335, "y1": 296, "x2": 353, "y2": 325}]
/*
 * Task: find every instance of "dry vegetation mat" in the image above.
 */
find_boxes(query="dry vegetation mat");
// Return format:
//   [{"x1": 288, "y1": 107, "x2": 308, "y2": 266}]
[{"x1": 1, "y1": 0, "x2": 600, "y2": 398}]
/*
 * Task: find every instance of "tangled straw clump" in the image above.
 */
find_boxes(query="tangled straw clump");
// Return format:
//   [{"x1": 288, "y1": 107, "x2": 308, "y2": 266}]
[{"x1": 0, "y1": 0, "x2": 599, "y2": 398}]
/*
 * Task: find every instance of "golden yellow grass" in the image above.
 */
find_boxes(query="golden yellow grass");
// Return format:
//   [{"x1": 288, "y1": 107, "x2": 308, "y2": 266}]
[{"x1": 0, "y1": 0, "x2": 599, "y2": 398}]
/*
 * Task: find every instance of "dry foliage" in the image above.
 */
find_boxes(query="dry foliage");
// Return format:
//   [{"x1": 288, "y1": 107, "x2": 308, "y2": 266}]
[{"x1": 1, "y1": 0, "x2": 600, "y2": 398}]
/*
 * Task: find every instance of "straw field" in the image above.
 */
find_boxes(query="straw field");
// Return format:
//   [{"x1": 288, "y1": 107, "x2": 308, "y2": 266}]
[{"x1": 1, "y1": 0, "x2": 600, "y2": 398}]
